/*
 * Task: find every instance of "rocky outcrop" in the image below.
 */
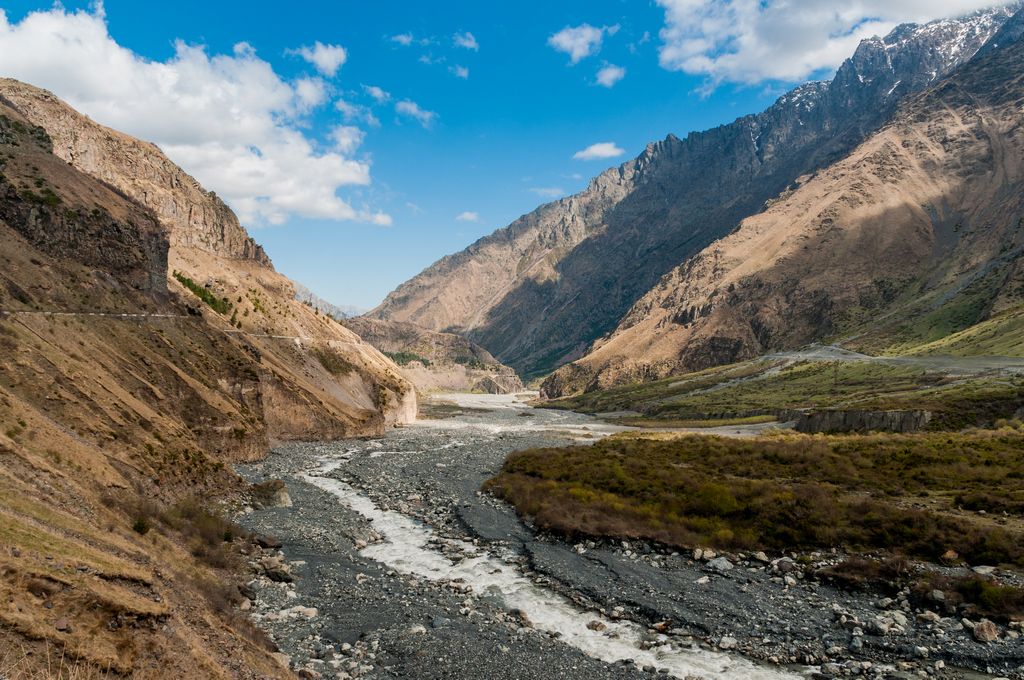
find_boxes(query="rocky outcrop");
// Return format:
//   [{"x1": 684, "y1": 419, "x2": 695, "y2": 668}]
[
  {"x1": 471, "y1": 368, "x2": 525, "y2": 395},
  {"x1": 0, "y1": 79, "x2": 270, "y2": 265},
  {"x1": 544, "y1": 29, "x2": 1024, "y2": 397},
  {"x1": 371, "y1": 7, "x2": 1020, "y2": 378},
  {"x1": 795, "y1": 410, "x2": 931, "y2": 434}
]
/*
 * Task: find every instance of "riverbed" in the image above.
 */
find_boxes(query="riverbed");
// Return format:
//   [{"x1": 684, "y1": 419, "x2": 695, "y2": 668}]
[{"x1": 233, "y1": 394, "x2": 1023, "y2": 680}]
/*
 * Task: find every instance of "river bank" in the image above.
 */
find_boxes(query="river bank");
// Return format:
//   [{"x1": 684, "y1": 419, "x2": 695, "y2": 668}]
[{"x1": 232, "y1": 394, "x2": 1024, "y2": 680}]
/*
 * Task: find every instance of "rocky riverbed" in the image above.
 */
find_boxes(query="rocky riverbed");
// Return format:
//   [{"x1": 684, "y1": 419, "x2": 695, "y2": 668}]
[{"x1": 232, "y1": 394, "x2": 1024, "y2": 680}]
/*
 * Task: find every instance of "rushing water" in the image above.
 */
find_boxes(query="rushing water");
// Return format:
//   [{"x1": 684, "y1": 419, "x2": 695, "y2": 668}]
[{"x1": 300, "y1": 395, "x2": 805, "y2": 680}]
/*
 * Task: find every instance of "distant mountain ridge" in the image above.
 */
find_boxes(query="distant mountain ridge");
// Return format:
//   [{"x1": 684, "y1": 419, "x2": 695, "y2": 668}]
[
  {"x1": 293, "y1": 281, "x2": 367, "y2": 319},
  {"x1": 369, "y1": 5, "x2": 1021, "y2": 378}
]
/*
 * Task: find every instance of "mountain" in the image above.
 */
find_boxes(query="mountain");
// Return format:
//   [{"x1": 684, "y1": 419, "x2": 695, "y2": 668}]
[
  {"x1": 0, "y1": 81, "x2": 413, "y2": 676},
  {"x1": 343, "y1": 317, "x2": 525, "y2": 394},
  {"x1": 542, "y1": 26, "x2": 1024, "y2": 397},
  {"x1": 369, "y1": 6, "x2": 1021, "y2": 379},
  {"x1": 293, "y1": 281, "x2": 367, "y2": 318},
  {"x1": 0, "y1": 79, "x2": 416, "y2": 432}
]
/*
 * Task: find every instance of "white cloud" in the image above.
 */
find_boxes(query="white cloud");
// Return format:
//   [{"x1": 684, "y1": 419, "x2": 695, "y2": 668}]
[
  {"x1": 561, "y1": 173, "x2": 583, "y2": 179},
  {"x1": 391, "y1": 33, "x2": 431, "y2": 47},
  {"x1": 406, "y1": 202, "x2": 424, "y2": 214},
  {"x1": 455, "y1": 211, "x2": 481, "y2": 222},
  {"x1": 454, "y1": 31, "x2": 479, "y2": 51},
  {"x1": 336, "y1": 98, "x2": 380, "y2": 127},
  {"x1": 449, "y1": 65, "x2": 469, "y2": 79},
  {"x1": 528, "y1": 187, "x2": 565, "y2": 199},
  {"x1": 572, "y1": 142, "x2": 625, "y2": 160},
  {"x1": 548, "y1": 23, "x2": 619, "y2": 64},
  {"x1": 395, "y1": 99, "x2": 438, "y2": 128},
  {"x1": 362, "y1": 84, "x2": 390, "y2": 102},
  {"x1": 329, "y1": 125, "x2": 365, "y2": 154},
  {"x1": 0, "y1": 6, "x2": 388, "y2": 227},
  {"x1": 595, "y1": 63, "x2": 625, "y2": 87},
  {"x1": 655, "y1": 0, "x2": 1008, "y2": 85},
  {"x1": 292, "y1": 41, "x2": 347, "y2": 77}
]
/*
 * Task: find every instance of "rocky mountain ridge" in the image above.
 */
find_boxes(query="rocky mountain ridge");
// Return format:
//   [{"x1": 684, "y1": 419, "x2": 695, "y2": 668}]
[
  {"x1": 0, "y1": 79, "x2": 270, "y2": 265},
  {"x1": 293, "y1": 281, "x2": 367, "y2": 319},
  {"x1": 370, "y1": 5, "x2": 1022, "y2": 378},
  {"x1": 542, "y1": 30, "x2": 1024, "y2": 397}
]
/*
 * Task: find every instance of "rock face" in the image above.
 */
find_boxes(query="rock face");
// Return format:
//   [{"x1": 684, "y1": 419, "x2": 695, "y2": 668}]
[
  {"x1": 369, "y1": 7, "x2": 1020, "y2": 378},
  {"x1": 0, "y1": 79, "x2": 269, "y2": 265},
  {"x1": 543, "y1": 27, "x2": 1024, "y2": 397}
]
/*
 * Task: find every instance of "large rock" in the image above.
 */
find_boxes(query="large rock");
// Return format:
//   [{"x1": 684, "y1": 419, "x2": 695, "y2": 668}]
[
  {"x1": 252, "y1": 479, "x2": 292, "y2": 509},
  {"x1": 974, "y1": 620, "x2": 999, "y2": 643}
]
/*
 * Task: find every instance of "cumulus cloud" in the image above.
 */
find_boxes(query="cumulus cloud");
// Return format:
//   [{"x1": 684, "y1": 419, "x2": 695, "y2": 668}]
[
  {"x1": 292, "y1": 41, "x2": 347, "y2": 77},
  {"x1": 547, "y1": 23, "x2": 619, "y2": 64},
  {"x1": 572, "y1": 142, "x2": 625, "y2": 160},
  {"x1": 455, "y1": 211, "x2": 481, "y2": 222},
  {"x1": 449, "y1": 65, "x2": 469, "y2": 79},
  {"x1": 595, "y1": 63, "x2": 625, "y2": 87},
  {"x1": 528, "y1": 187, "x2": 565, "y2": 199},
  {"x1": 454, "y1": 31, "x2": 479, "y2": 50},
  {"x1": 0, "y1": 6, "x2": 388, "y2": 227},
  {"x1": 329, "y1": 125, "x2": 365, "y2": 154},
  {"x1": 395, "y1": 99, "x2": 438, "y2": 128},
  {"x1": 655, "y1": 0, "x2": 1009, "y2": 85},
  {"x1": 362, "y1": 84, "x2": 390, "y2": 102}
]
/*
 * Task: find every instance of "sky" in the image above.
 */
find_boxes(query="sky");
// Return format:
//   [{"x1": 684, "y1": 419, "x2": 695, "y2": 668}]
[{"x1": 0, "y1": 0, "x2": 1014, "y2": 310}]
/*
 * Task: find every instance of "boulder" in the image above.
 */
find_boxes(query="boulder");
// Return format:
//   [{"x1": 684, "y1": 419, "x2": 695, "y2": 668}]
[
  {"x1": 252, "y1": 479, "x2": 292, "y2": 508},
  {"x1": 974, "y1": 621, "x2": 999, "y2": 643}
]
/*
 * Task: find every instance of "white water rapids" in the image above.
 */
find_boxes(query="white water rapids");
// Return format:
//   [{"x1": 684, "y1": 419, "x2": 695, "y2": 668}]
[{"x1": 301, "y1": 453, "x2": 806, "y2": 680}]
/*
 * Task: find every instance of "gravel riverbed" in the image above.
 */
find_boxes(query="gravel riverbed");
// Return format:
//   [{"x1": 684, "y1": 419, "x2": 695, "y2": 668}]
[{"x1": 232, "y1": 394, "x2": 1024, "y2": 680}]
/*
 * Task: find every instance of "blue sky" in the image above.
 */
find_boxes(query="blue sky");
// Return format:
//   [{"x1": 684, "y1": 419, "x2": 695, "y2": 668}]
[{"x1": 0, "y1": 0, "x2": 1008, "y2": 309}]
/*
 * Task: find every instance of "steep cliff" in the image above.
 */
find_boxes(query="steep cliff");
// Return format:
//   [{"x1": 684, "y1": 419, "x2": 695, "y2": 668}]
[
  {"x1": 543, "y1": 32, "x2": 1024, "y2": 397},
  {"x1": 370, "y1": 6, "x2": 1020, "y2": 378},
  {"x1": 0, "y1": 78, "x2": 269, "y2": 264}
]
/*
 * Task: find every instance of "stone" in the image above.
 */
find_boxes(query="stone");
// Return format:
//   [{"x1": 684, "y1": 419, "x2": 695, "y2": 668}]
[
  {"x1": 251, "y1": 479, "x2": 292, "y2": 508},
  {"x1": 407, "y1": 624, "x2": 426, "y2": 634},
  {"x1": 971, "y1": 565, "x2": 996, "y2": 575},
  {"x1": 915, "y1": 611, "x2": 940, "y2": 624},
  {"x1": 867, "y1": 618, "x2": 891, "y2": 635},
  {"x1": 913, "y1": 646, "x2": 929, "y2": 658},
  {"x1": 708, "y1": 557, "x2": 733, "y2": 572},
  {"x1": 848, "y1": 637, "x2": 863, "y2": 653},
  {"x1": 940, "y1": 550, "x2": 959, "y2": 562},
  {"x1": 929, "y1": 590, "x2": 945, "y2": 602},
  {"x1": 297, "y1": 670, "x2": 321, "y2": 679},
  {"x1": 973, "y1": 621, "x2": 998, "y2": 643},
  {"x1": 961, "y1": 618, "x2": 976, "y2": 631},
  {"x1": 54, "y1": 616, "x2": 68, "y2": 631},
  {"x1": 695, "y1": 576, "x2": 710, "y2": 584},
  {"x1": 718, "y1": 637, "x2": 738, "y2": 650},
  {"x1": 753, "y1": 551, "x2": 770, "y2": 563},
  {"x1": 254, "y1": 535, "x2": 284, "y2": 550},
  {"x1": 239, "y1": 598, "x2": 251, "y2": 611},
  {"x1": 587, "y1": 620, "x2": 607, "y2": 632},
  {"x1": 776, "y1": 558, "x2": 796, "y2": 573},
  {"x1": 692, "y1": 549, "x2": 703, "y2": 561}
]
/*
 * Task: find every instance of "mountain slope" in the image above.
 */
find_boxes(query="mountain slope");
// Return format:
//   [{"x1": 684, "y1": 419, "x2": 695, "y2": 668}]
[
  {"x1": 542, "y1": 31, "x2": 1024, "y2": 397},
  {"x1": 0, "y1": 79, "x2": 416, "y2": 432},
  {"x1": 370, "y1": 6, "x2": 1020, "y2": 378}
]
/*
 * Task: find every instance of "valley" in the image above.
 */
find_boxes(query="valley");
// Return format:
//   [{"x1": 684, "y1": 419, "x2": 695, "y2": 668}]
[{"x1": 230, "y1": 396, "x2": 1021, "y2": 680}]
